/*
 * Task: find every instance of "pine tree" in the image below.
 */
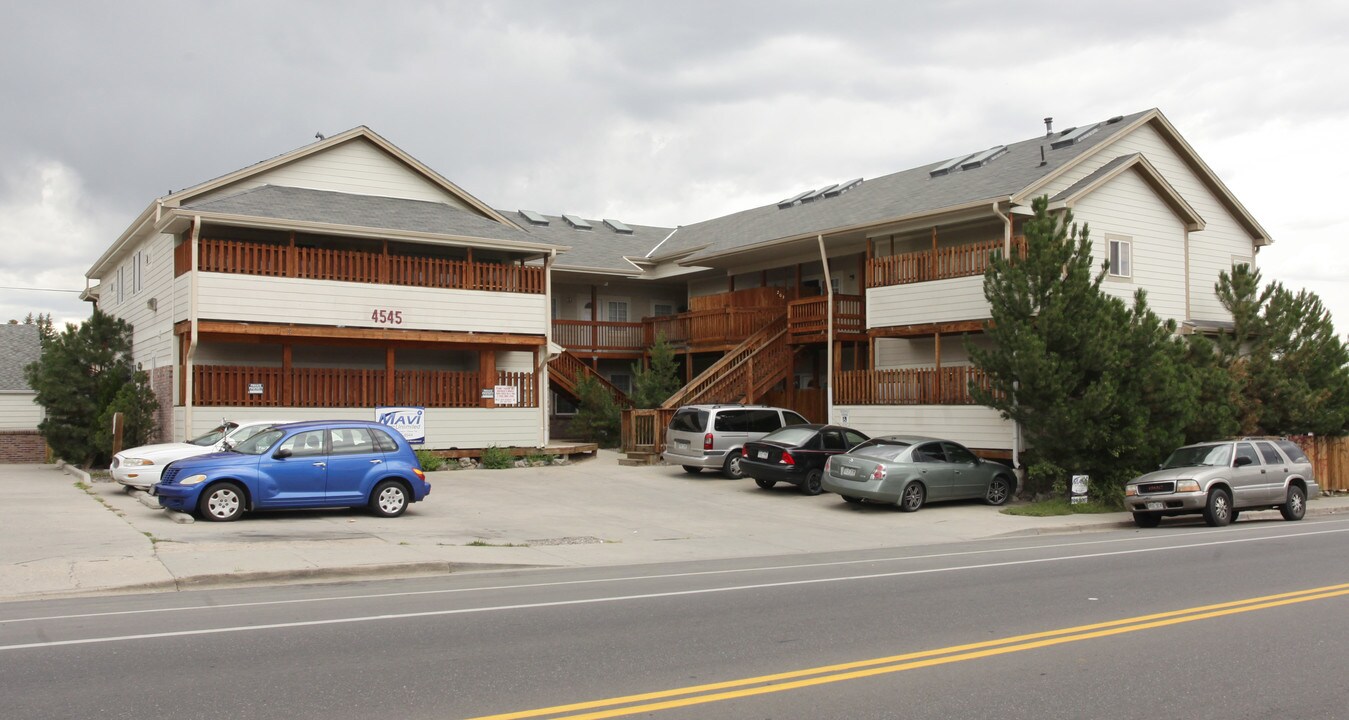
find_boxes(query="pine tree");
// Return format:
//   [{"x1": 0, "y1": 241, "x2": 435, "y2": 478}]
[
  {"x1": 567, "y1": 375, "x2": 621, "y2": 447},
  {"x1": 23, "y1": 309, "x2": 159, "y2": 467},
  {"x1": 630, "y1": 332, "x2": 682, "y2": 408}
]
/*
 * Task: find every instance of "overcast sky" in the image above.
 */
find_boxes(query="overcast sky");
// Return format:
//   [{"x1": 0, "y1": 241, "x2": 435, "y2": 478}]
[{"x1": 2, "y1": 0, "x2": 1347, "y2": 334}]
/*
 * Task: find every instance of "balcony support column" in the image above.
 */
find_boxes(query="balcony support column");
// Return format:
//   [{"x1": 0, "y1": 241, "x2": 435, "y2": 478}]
[
  {"x1": 385, "y1": 347, "x2": 396, "y2": 406},
  {"x1": 479, "y1": 350, "x2": 497, "y2": 408}
]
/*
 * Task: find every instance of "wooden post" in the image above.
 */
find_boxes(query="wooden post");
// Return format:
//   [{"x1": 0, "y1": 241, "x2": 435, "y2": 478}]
[
  {"x1": 933, "y1": 331, "x2": 943, "y2": 404},
  {"x1": 480, "y1": 350, "x2": 497, "y2": 408},
  {"x1": 385, "y1": 347, "x2": 396, "y2": 406},
  {"x1": 930, "y1": 227, "x2": 938, "y2": 281},
  {"x1": 287, "y1": 231, "x2": 296, "y2": 277},
  {"x1": 282, "y1": 344, "x2": 293, "y2": 407},
  {"x1": 591, "y1": 285, "x2": 599, "y2": 352}
]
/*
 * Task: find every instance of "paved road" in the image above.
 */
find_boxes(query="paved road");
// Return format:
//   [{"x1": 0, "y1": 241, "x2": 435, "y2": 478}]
[{"x1": 4, "y1": 517, "x2": 1346, "y2": 719}]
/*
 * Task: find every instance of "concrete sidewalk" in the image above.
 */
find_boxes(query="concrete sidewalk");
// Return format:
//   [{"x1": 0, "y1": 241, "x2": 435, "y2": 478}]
[{"x1": 3, "y1": 457, "x2": 1344, "y2": 602}]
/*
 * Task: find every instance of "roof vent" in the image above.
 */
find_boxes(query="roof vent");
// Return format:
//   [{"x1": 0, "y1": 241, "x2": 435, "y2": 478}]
[
  {"x1": 824, "y1": 178, "x2": 863, "y2": 197},
  {"x1": 518, "y1": 209, "x2": 549, "y2": 226},
  {"x1": 1050, "y1": 124, "x2": 1100, "y2": 149},
  {"x1": 562, "y1": 214, "x2": 593, "y2": 230},
  {"x1": 603, "y1": 218, "x2": 634, "y2": 235},
  {"x1": 1106, "y1": 115, "x2": 1124, "y2": 124}
]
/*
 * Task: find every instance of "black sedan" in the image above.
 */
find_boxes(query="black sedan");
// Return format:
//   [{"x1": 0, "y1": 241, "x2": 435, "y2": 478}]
[{"x1": 740, "y1": 424, "x2": 870, "y2": 495}]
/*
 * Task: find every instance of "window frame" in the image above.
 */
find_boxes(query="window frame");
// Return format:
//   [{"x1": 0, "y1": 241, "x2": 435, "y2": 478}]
[{"x1": 1106, "y1": 234, "x2": 1132, "y2": 279}]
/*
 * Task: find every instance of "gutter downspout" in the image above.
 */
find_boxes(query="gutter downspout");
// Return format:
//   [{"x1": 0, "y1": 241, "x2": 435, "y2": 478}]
[
  {"x1": 185, "y1": 215, "x2": 200, "y2": 440},
  {"x1": 991, "y1": 202, "x2": 1021, "y2": 474},
  {"x1": 817, "y1": 234, "x2": 834, "y2": 423}
]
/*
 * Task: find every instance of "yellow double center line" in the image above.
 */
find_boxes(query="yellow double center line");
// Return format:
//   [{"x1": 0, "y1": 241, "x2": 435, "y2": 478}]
[{"x1": 470, "y1": 582, "x2": 1349, "y2": 720}]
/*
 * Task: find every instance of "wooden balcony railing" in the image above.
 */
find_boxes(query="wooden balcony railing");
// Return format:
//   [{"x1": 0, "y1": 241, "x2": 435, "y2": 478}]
[
  {"x1": 190, "y1": 238, "x2": 544, "y2": 294},
  {"x1": 832, "y1": 366, "x2": 995, "y2": 405},
  {"x1": 192, "y1": 365, "x2": 538, "y2": 407},
  {"x1": 648, "y1": 307, "x2": 786, "y2": 348},
  {"x1": 552, "y1": 320, "x2": 647, "y2": 354},
  {"x1": 787, "y1": 294, "x2": 864, "y2": 341},
  {"x1": 867, "y1": 236, "x2": 1027, "y2": 288}
]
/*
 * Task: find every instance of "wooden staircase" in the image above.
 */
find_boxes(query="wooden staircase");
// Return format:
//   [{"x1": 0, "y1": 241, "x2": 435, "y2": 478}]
[
  {"x1": 661, "y1": 313, "x2": 793, "y2": 409},
  {"x1": 548, "y1": 350, "x2": 631, "y2": 408}
]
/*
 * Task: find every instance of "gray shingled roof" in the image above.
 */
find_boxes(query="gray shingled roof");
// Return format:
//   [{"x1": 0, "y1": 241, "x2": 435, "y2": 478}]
[
  {"x1": 1050, "y1": 153, "x2": 1140, "y2": 203},
  {"x1": 655, "y1": 110, "x2": 1152, "y2": 263},
  {"x1": 184, "y1": 185, "x2": 544, "y2": 246},
  {"x1": 0, "y1": 324, "x2": 41, "y2": 393},
  {"x1": 499, "y1": 211, "x2": 675, "y2": 273}
]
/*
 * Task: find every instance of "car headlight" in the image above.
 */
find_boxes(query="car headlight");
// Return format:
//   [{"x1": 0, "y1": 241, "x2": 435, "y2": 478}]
[
  {"x1": 179, "y1": 474, "x2": 209, "y2": 486},
  {"x1": 1124, "y1": 486, "x2": 1137, "y2": 497},
  {"x1": 122, "y1": 458, "x2": 155, "y2": 467},
  {"x1": 1176, "y1": 480, "x2": 1201, "y2": 493}
]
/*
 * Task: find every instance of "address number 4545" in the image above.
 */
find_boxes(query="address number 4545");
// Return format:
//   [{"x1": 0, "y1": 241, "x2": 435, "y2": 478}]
[{"x1": 371, "y1": 309, "x2": 403, "y2": 325}]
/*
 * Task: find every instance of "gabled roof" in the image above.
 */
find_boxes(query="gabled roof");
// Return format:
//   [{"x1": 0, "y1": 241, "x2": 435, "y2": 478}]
[
  {"x1": 652, "y1": 110, "x2": 1154, "y2": 264},
  {"x1": 500, "y1": 209, "x2": 674, "y2": 275},
  {"x1": 171, "y1": 185, "x2": 554, "y2": 252},
  {"x1": 0, "y1": 324, "x2": 41, "y2": 393},
  {"x1": 1049, "y1": 153, "x2": 1205, "y2": 231}
]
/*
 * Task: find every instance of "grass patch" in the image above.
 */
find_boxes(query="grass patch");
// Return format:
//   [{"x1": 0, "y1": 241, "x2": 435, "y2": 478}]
[
  {"x1": 1002, "y1": 498, "x2": 1119, "y2": 516},
  {"x1": 480, "y1": 445, "x2": 514, "y2": 470},
  {"x1": 463, "y1": 539, "x2": 529, "y2": 548}
]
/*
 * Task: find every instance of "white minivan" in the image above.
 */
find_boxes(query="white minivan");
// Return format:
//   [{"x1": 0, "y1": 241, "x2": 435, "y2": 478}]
[{"x1": 662, "y1": 404, "x2": 809, "y2": 478}]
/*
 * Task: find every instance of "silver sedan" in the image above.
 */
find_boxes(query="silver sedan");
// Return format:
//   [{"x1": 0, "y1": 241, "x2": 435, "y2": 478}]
[{"x1": 821, "y1": 435, "x2": 1016, "y2": 511}]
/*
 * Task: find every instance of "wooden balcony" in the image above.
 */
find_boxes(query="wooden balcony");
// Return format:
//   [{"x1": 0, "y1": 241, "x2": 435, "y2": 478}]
[
  {"x1": 833, "y1": 365, "x2": 996, "y2": 405},
  {"x1": 179, "y1": 237, "x2": 545, "y2": 294},
  {"x1": 191, "y1": 365, "x2": 538, "y2": 408},
  {"x1": 552, "y1": 320, "x2": 647, "y2": 355},
  {"x1": 787, "y1": 294, "x2": 865, "y2": 343},
  {"x1": 867, "y1": 236, "x2": 1026, "y2": 288}
]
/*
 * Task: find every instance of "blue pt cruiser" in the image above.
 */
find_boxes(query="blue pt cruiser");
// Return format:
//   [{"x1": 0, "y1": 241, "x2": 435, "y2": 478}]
[{"x1": 153, "y1": 420, "x2": 431, "y2": 522}]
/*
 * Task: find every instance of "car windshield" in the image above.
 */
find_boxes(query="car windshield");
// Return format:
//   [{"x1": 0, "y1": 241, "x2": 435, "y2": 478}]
[
  {"x1": 760, "y1": 427, "x2": 817, "y2": 446},
  {"x1": 188, "y1": 423, "x2": 237, "y2": 447},
  {"x1": 1163, "y1": 443, "x2": 1232, "y2": 469},
  {"x1": 850, "y1": 439, "x2": 911, "y2": 463},
  {"x1": 233, "y1": 428, "x2": 285, "y2": 455},
  {"x1": 227, "y1": 424, "x2": 275, "y2": 446}
]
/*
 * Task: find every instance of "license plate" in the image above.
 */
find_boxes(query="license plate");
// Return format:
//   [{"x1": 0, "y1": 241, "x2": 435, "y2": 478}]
[
  {"x1": 675, "y1": 440, "x2": 689, "y2": 449},
  {"x1": 1146, "y1": 501, "x2": 1163, "y2": 511},
  {"x1": 841, "y1": 466, "x2": 857, "y2": 478},
  {"x1": 757, "y1": 451, "x2": 768, "y2": 460}
]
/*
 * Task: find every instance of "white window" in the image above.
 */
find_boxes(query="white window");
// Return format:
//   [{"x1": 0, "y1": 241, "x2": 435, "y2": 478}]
[
  {"x1": 132, "y1": 251, "x2": 143, "y2": 294},
  {"x1": 1107, "y1": 236, "x2": 1132, "y2": 278},
  {"x1": 653, "y1": 303, "x2": 674, "y2": 317},
  {"x1": 116, "y1": 266, "x2": 125, "y2": 304},
  {"x1": 606, "y1": 301, "x2": 629, "y2": 323}
]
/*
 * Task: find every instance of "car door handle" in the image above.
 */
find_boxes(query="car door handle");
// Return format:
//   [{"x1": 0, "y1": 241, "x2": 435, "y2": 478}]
[
  {"x1": 369, "y1": 459, "x2": 382, "y2": 464},
  {"x1": 312, "y1": 462, "x2": 326, "y2": 468}
]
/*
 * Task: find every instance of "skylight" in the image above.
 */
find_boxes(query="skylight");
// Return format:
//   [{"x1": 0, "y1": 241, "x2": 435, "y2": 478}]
[
  {"x1": 824, "y1": 178, "x2": 863, "y2": 197},
  {"x1": 518, "y1": 209, "x2": 549, "y2": 226},
  {"x1": 1051, "y1": 124, "x2": 1100, "y2": 149},
  {"x1": 603, "y1": 218, "x2": 634, "y2": 234},
  {"x1": 776, "y1": 190, "x2": 813, "y2": 209},
  {"x1": 562, "y1": 214, "x2": 593, "y2": 230},
  {"x1": 929, "y1": 153, "x2": 976, "y2": 177},
  {"x1": 960, "y1": 145, "x2": 1007, "y2": 170},
  {"x1": 799, "y1": 184, "x2": 839, "y2": 203}
]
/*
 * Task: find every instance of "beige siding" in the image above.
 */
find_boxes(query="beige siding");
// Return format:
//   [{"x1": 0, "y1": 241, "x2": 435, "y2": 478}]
[
  {"x1": 866, "y1": 275, "x2": 989, "y2": 328},
  {"x1": 95, "y1": 232, "x2": 180, "y2": 373},
  {"x1": 1039, "y1": 122, "x2": 1260, "y2": 323},
  {"x1": 1070, "y1": 169, "x2": 1189, "y2": 321},
  {"x1": 178, "y1": 406, "x2": 543, "y2": 448},
  {"x1": 874, "y1": 335, "x2": 993, "y2": 369},
  {"x1": 833, "y1": 405, "x2": 1011, "y2": 450},
  {"x1": 0, "y1": 394, "x2": 43, "y2": 430},
  {"x1": 195, "y1": 273, "x2": 547, "y2": 335},
  {"x1": 190, "y1": 139, "x2": 473, "y2": 209},
  {"x1": 553, "y1": 282, "x2": 685, "y2": 321}
]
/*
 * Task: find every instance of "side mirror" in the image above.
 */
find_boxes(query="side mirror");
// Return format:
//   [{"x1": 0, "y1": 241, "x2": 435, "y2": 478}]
[
  {"x1": 1234, "y1": 456, "x2": 1253, "y2": 467},
  {"x1": 273, "y1": 447, "x2": 293, "y2": 459}
]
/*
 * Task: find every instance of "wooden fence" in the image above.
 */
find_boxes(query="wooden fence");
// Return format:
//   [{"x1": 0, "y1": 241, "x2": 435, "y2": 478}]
[
  {"x1": 832, "y1": 366, "x2": 993, "y2": 405},
  {"x1": 191, "y1": 238, "x2": 545, "y2": 294},
  {"x1": 867, "y1": 236, "x2": 1027, "y2": 288},
  {"x1": 1293, "y1": 435, "x2": 1348, "y2": 492},
  {"x1": 192, "y1": 365, "x2": 537, "y2": 408}
]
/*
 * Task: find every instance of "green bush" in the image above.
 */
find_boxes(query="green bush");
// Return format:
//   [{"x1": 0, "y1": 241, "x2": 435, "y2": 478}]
[
  {"x1": 415, "y1": 449, "x2": 445, "y2": 471},
  {"x1": 525, "y1": 452, "x2": 551, "y2": 465},
  {"x1": 481, "y1": 445, "x2": 514, "y2": 470}
]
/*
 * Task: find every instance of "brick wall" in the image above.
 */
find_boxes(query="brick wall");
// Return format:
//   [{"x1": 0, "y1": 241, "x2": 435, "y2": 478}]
[
  {"x1": 0, "y1": 430, "x2": 47, "y2": 463},
  {"x1": 151, "y1": 366, "x2": 174, "y2": 443}
]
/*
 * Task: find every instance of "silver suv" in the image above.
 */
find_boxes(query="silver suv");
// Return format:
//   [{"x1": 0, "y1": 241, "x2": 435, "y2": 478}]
[
  {"x1": 1124, "y1": 438, "x2": 1319, "y2": 528},
  {"x1": 663, "y1": 404, "x2": 809, "y2": 478}
]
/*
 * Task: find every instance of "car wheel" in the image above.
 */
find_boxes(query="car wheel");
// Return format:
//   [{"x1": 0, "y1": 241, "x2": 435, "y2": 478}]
[
  {"x1": 1230, "y1": 510, "x2": 1240, "y2": 523},
  {"x1": 1279, "y1": 485, "x2": 1306, "y2": 522},
  {"x1": 898, "y1": 482, "x2": 925, "y2": 512},
  {"x1": 681, "y1": 465, "x2": 702, "y2": 474},
  {"x1": 801, "y1": 469, "x2": 824, "y2": 496},
  {"x1": 842, "y1": 495, "x2": 863, "y2": 504},
  {"x1": 198, "y1": 481, "x2": 244, "y2": 522},
  {"x1": 369, "y1": 480, "x2": 409, "y2": 518},
  {"x1": 984, "y1": 476, "x2": 1012, "y2": 506},
  {"x1": 1202, "y1": 487, "x2": 1233, "y2": 527},
  {"x1": 1132, "y1": 512, "x2": 1161, "y2": 528},
  {"x1": 722, "y1": 453, "x2": 746, "y2": 479},
  {"x1": 754, "y1": 478, "x2": 776, "y2": 490}
]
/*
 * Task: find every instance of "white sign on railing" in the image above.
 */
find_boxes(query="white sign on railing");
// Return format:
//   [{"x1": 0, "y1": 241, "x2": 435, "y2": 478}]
[{"x1": 493, "y1": 385, "x2": 518, "y2": 405}]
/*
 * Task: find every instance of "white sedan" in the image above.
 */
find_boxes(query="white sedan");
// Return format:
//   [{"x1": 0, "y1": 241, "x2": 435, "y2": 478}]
[{"x1": 110, "y1": 420, "x2": 291, "y2": 489}]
